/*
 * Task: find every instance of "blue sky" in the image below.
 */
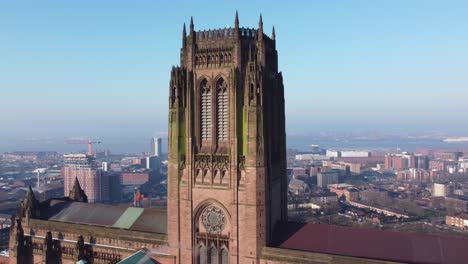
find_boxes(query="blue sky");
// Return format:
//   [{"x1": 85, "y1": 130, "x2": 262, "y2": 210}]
[{"x1": 1, "y1": 0, "x2": 468, "y2": 142}]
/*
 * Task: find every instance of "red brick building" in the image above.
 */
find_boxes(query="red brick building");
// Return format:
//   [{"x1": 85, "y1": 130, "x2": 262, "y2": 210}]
[
  {"x1": 393, "y1": 156, "x2": 407, "y2": 170},
  {"x1": 385, "y1": 155, "x2": 408, "y2": 170},
  {"x1": 121, "y1": 172, "x2": 150, "y2": 186},
  {"x1": 429, "y1": 160, "x2": 446, "y2": 171},
  {"x1": 62, "y1": 154, "x2": 109, "y2": 203},
  {"x1": 329, "y1": 184, "x2": 359, "y2": 201},
  {"x1": 291, "y1": 167, "x2": 306, "y2": 175},
  {"x1": 434, "y1": 151, "x2": 461, "y2": 161},
  {"x1": 166, "y1": 13, "x2": 288, "y2": 263},
  {"x1": 384, "y1": 154, "x2": 415, "y2": 170},
  {"x1": 397, "y1": 169, "x2": 430, "y2": 182}
]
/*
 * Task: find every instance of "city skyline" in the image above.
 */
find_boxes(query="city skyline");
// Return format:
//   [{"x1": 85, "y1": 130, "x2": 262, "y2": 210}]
[
  {"x1": 2, "y1": 1, "x2": 468, "y2": 142},
  {"x1": 4, "y1": 8, "x2": 468, "y2": 263}
]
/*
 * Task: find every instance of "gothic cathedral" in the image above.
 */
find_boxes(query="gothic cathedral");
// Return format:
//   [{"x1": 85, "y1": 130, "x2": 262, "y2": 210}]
[
  {"x1": 167, "y1": 13, "x2": 288, "y2": 264},
  {"x1": 9, "y1": 13, "x2": 452, "y2": 264}
]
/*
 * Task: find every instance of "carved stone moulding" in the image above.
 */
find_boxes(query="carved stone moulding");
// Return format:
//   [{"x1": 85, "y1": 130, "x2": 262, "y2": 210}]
[{"x1": 201, "y1": 206, "x2": 225, "y2": 234}]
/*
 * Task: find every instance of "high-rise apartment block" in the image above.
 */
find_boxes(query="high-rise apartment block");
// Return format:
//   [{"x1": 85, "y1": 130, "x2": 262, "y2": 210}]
[
  {"x1": 151, "y1": 137, "x2": 162, "y2": 156},
  {"x1": 62, "y1": 154, "x2": 109, "y2": 203},
  {"x1": 384, "y1": 153, "x2": 416, "y2": 170}
]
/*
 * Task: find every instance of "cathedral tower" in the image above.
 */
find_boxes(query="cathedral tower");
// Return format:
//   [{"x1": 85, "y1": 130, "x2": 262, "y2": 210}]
[{"x1": 167, "y1": 13, "x2": 287, "y2": 263}]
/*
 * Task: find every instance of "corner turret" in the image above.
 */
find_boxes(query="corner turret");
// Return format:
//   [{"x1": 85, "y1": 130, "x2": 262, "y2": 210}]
[
  {"x1": 21, "y1": 186, "x2": 40, "y2": 222},
  {"x1": 182, "y1": 23, "x2": 187, "y2": 48}
]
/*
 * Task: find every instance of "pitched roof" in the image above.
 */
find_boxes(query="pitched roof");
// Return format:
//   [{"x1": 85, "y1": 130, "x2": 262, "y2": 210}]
[
  {"x1": 37, "y1": 199, "x2": 167, "y2": 234},
  {"x1": 117, "y1": 249, "x2": 158, "y2": 264},
  {"x1": 276, "y1": 222, "x2": 468, "y2": 264},
  {"x1": 112, "y1": 207, "x2": 145, "y2": 229}
]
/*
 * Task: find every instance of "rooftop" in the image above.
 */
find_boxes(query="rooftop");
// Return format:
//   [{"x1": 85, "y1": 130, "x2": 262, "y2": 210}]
[
  {"x1": 328, "y1": 183, "x2": 353, "y2": 189},
  {"x1": 117, "y1": 249, "x2": 158, "y2": 264},
  {"x1": 276, "y1": 222, "x2": 468, "y2": 264},
  {"x1": 38, "y1": 199, "x2": 167, "y2": 234},
  {"x1": 451, "y1": 213, "x2": 468, "y2": 220}
]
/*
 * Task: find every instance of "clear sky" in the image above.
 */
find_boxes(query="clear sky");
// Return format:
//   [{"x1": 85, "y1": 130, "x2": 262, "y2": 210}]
[{"x1": 1, "y1": 0, "x2": 468, "y2": 143}]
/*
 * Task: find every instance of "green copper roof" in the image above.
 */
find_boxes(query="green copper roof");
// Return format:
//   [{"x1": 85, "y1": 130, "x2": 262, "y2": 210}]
[
  {"x1": 112, "y1": 207, "x2": 144, "y2": 229},
  {"x1": 117, "y1": 249, "x2": 156, "y2": 264}
]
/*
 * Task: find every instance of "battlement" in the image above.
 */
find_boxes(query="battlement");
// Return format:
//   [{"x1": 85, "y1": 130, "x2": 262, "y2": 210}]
[
  {"x1": 184, "y1": 12, "x2": 275, "y2": 46},
  {"x1": 180, "y1": 14, "x2": 277, "y2": 70},
  {"x1": 195, "y1": 28, "x2": 235, "y2": 40},
  {"x1": 193, "y1": 27, "x2": 265, "y2": 41},
  {"x1": 239, "y1": 27, "x2": 263, "y2": 39}
]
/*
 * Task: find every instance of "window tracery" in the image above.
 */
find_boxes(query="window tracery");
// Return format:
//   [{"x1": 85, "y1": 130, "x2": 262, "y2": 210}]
[
  {"x1": 216, "y1": 78, "x2": 228, "y2": 141},
  {"x1": 200, "y1": 79, "x2": 212, "y2": 140}
]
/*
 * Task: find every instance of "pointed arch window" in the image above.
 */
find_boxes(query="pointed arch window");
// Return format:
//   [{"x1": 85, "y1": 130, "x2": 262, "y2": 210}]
[
  {"x1": 198, "y1": 243, "x2": 207, "y2": 264},
  {"x1": 249, "y1": 83, "x2": 254, "y2": 102},
  {"x1": 216, "y1": 78, "x2": 228, "y2": 141},
  {"x1": 172, "y1": 86, "x2": 177, "y2": 99},
  {"x1": 200, "y1": 79, "x2": 212, "y2": 140},
  {"x1": 208, "y1": 246, "x2": 218, "y2": 264},
  {"x1": 221, "y1": 248, "x2": 228, "y2": 264}
]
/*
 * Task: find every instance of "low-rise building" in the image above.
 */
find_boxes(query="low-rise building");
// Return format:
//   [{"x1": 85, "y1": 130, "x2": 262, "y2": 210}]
[
  {"x1": 340, "y1": 151, "x2": 370, "y2": 158},
  {"x1": 317, "y1": 171, "x2": 339, "y2": 187},
  {"x1": 326, "y1": 150, "x2": 340, "y2": 158},
  {"x1": 121, "y1": 172, "x2": 151, "y2": 186},
  {"x1": 348, "y1": 201, "x2": 409, "y2": 219},
  {"x1": 446, "y1": 213, "x2": 468, "y2": 229},
  {"x1": 288, "y1": 178, "x2": 309, "y2": 195},
  {"x1": 328, "y1": 184, "x2": 359, "y2": 201},
  {"x1": 433, "y1": 183, "x2": 450, "y2": 197},
  {"x1": 310, "y1": 192, "x2": 338, "y2": 204},
  {"x1": 445, "y1": 196, "x2": 468, "y2": 213},
  {"x1": 295, "y1": 153, "x2": 325, "y2": 161}
]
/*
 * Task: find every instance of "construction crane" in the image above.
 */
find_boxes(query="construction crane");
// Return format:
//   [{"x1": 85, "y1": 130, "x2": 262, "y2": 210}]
[{"x1": 64, "y1": 138, "x2": 102, "y2": 156}]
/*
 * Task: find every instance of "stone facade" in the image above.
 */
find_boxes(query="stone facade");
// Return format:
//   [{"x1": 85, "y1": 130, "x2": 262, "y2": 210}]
[
  {"x1": 9, "y1": 218, "x2": 172, "y2": 264},
  {"x1": 167, "y1": 13, "x2": 287, "y2": 264},
  {"x1": 8, "y1": 180, "x2": 173, "y2": 264}
]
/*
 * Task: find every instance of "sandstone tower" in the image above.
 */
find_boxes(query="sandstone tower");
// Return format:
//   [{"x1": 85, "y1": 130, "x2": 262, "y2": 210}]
[{"x1": 167, "y1": 13, "x2": 287, "y2": 263}]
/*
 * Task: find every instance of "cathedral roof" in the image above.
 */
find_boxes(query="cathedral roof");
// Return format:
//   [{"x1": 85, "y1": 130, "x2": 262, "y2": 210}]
[
  {"x1": 117, "y1": 249, "x2": 158, "y2": 264},
  {"x1": 276, "y1": 222, "x2": 468, "y2": 264},
  {"x1": 35, "y1": 199, "x2": 167, "y2": 234}
]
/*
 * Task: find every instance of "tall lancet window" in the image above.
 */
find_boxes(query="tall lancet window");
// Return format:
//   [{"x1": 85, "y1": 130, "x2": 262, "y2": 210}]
[
  {"x1": 216, "y1": 78, "x2": 228, "y2": 141},
  {"x1": 198, "y1": 244, "x2": 207, "y2": 264},
  {"x1": 221, "y1": 248, "x2": 229, "y2": 264},
  {"x1": 208, "y1": 246, "x2": 218, "y2": 264},
  {"x1": 200, "y1": 79, "x2": 212, "y2": 141}
]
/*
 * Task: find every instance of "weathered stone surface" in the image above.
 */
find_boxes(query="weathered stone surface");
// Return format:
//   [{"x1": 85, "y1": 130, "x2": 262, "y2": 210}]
[{"x1": 167, "y1": 14, "x2": 287, "y2": 263}]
